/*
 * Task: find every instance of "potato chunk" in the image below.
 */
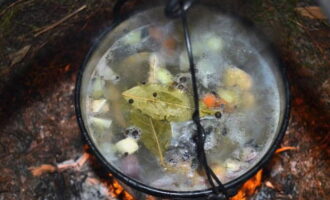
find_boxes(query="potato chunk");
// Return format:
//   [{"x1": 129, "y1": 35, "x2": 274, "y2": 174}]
[
  {"x1": 217, "y1": 88, "x2": 256, "y2": 111},
  {"x1": 223, "y1": 67, "x2": 253, "y2": 90},
  {"x1": 91, "y1": 117, "x2": 112, "y2": 130}
]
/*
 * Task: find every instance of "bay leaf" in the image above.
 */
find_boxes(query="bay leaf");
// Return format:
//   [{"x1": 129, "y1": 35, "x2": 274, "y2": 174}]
[
  {"x1": 130, "y1": 109, "x2": 171, "y2": 165},
  {"x1": 123, "y1": 84, "x2": 217, "y2": 122},
  {"x1": 122, "y1": 84, "x2": 192, "y2": 122}
]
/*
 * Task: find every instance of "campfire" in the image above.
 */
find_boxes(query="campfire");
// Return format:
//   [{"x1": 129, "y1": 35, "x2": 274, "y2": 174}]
[{"x1": 29, "y1": 146, "x2": 296, "y2": 199}]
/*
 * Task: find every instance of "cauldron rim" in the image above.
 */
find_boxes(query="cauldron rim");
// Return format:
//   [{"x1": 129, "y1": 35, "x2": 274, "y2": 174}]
[{"x1": 74, "y1": 4, "x2": 291, "y2": 198}]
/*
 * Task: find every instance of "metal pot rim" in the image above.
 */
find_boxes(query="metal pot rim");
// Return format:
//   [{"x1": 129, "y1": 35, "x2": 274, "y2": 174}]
[{"x1": 75, "y1": 5, "x2": 291, "y2": 198}]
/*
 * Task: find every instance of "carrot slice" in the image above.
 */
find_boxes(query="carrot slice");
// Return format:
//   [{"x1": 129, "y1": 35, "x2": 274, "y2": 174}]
[{"x1": 203, "y1": 93, "x2": 217, "y2": 108}]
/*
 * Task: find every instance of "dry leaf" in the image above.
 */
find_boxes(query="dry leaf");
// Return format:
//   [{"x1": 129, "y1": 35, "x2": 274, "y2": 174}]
[
  {"x1": 122, "y1": 84, "x2": 192, "y2": 122},
  {"x1": 130, "y1": 109, "x2": 171, "y2": 165},
  {"x1": 9, "y1": 45, "x2": 31, "y2": 66},
  {"x1": 295, "y1": 6, "x2": 327, "y2": 19},
  {"x1": 122, "y1": 84, "x2": 215, "y2": 122}
]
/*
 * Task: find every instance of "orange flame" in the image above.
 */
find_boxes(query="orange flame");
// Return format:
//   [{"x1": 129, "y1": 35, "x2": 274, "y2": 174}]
[
  {"x1": 107, "y1": 174, "x2": 135, "y2": 200},
  {"x1": 30, "y1": 145, "x2": 297, "y2": 199},
  {"x1": 230, "y1": 170, "x2": 263, "y2": 200},
  {"x1": 104, "y1": 146, "x2": 296, "y2": 199}
]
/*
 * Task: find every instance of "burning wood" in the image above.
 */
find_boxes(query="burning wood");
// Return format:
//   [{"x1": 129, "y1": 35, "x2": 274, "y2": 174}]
[
  {"x1": 29, "y1": 152, "x2": 90, "y2": 177},
  {"x1": 108, "y1": 177, "x2": 135, "y2": 200},
  {"x1": 29, "y1": 152, "x2": 135, "y2": 200},
  {"x1": 229, "y1": 146, "x2": 297, "y2": 200},
  {"x1": 57, "y1": 152, "x2": 90, "y2": 170},
  {"x1": 230, "y1": 170, "x2": 263, "y2": 200},
  {"x1": 28, "y1": 145, "x2": 298, "y2": 200}
]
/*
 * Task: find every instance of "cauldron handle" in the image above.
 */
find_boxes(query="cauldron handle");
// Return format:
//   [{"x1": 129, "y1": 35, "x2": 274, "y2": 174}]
[{"x1": 165, "y1": 1, "x2": 229, "y2": 199}]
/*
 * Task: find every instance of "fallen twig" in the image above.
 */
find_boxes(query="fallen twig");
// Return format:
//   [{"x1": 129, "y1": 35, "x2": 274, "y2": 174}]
[
  {"x1": 57, "y1": 152, "x2": 90, "y2": 170},
  {"x1": 0, "y1": 0, "x2": 33, "y2": 17},
  {"x1": 265, "y1": 181, "x2": 275, "y2": 189},
  {"x1": 29, "y1": 164, "x2": 56, "y2": 176},
  {"x1": 34, "y1": 5, "x2": 87, "y2": 37},
  {"x1": 29, "y1": 152, "x2": 90, "y2": 176}
]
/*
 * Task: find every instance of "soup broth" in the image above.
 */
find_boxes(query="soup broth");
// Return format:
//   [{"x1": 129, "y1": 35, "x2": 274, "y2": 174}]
[{"x1": 80, "y1": 7, "x2": 281, "y2": 191}]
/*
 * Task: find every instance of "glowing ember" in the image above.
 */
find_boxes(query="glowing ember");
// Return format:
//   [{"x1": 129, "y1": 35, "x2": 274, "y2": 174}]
[
  {"x1": 108, "y1": 174, "x2": 134, "y2": 200},
  {"x1": 275, "y1": 146, "x2": 297, "y2": 154},
  {"x1": 230, "y1": 170, "x2": 263, "y2": 200}
]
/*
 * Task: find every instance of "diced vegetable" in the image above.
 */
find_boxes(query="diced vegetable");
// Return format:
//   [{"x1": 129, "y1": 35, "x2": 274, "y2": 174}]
[
  {"x1": 203, "y1": 93, "x2": 217, "y2": 108},
  {"x1": 91, "y1": 78, "x2": 104, "y2": 98},
  {"x1": 225, "y1": 159, "x2": 241, "y2": 172},
  {"x1": 115, "y1": 137, "x2": 139, "y2": 155},
  {"x1": 202, "y1": 93, "x2": 228, "y2": 109},
  {"x1": 122, "y1": 30, "x2": 141, "y2": 46},
  {"x1": 217, "y1": 88, "x2": 240, "y2": 105},
  {"x1": 91, "y1": 117, "x2": 112, "y2": 130},
  {"x1": 156, "y1": 68, "x2": 173, "y2": 85},
  {"x1": 103, "y1": 67, "x2": 119, "y2": 83},
  {"x1": 205, "y1": 34, "x2": 224, "y2": 52},
  {"x1": 91, "y1": 99, "x2": 109, "y2": 113},
  {"x1": 192, "y1": 33, "x2": 224, "y2": 56},
  {"x1": 223, "y1": 67, "x2": 253, "y2": 90}
]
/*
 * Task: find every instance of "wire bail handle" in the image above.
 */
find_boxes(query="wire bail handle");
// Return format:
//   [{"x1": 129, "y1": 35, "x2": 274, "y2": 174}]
[
  {"x1": 165, "y1": 0, "x2": 228, "y2": 199},
  {"x1": 165, "y1": 0, "x2": 198, "y2": 18}
]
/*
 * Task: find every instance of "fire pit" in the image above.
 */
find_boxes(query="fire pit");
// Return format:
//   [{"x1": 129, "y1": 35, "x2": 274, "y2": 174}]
[{"x1": 0, "y1": 0, "x2": 328, "y2": 200}]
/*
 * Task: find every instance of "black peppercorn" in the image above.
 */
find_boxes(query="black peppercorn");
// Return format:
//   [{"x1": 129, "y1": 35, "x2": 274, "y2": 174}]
[
  {"x1": 179, "y1": 76, "x2": 187, "y2": 82},
  {"x1": 215, "y1": 111, "x2": 222, "y2": 119},
  {"x1": 178, "y1": 84, "x2": 184, "y2": 90}
]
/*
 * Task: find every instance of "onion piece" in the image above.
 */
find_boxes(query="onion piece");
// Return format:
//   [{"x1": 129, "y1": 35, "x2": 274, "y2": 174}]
[
  {"x1": 91, "y1": 99, "x2": 109, "y2": 113},
  {"x1": 115, "y1": 137, "x2": 139, "y2": 155}
]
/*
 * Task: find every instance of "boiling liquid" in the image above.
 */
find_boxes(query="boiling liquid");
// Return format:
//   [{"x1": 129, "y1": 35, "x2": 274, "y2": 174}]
[{"x1": 82, "y1": 7, "x2": 281, "y2": 191}]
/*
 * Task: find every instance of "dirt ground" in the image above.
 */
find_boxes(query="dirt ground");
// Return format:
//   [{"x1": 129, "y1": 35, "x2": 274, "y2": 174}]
[{"x1": 0, "y1": 0, "x2": 329, "y2": 200}]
